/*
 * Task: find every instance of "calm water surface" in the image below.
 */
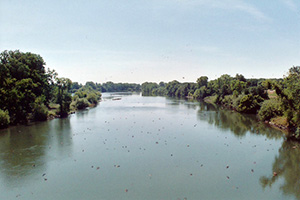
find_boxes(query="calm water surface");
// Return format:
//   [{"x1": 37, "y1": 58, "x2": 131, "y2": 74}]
[{"x1": 0, "y1": 93, "x2": 300, "y2": 200}]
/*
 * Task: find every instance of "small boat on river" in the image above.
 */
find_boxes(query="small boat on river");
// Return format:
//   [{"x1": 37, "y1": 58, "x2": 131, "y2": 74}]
[{"x1": 112, "y1": 98, "x2": 122, "y2": 101}]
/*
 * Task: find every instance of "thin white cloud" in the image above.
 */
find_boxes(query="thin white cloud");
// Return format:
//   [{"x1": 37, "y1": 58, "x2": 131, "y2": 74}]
[
  {"x1": 280, "y1": 0, "x2": 298, "y2": 12},
  {"x1": 233, "y1": 2, "x2": 271, "y2": 22},
  {"x1": 174, "y1": 0, "x2": 271, "y2": 22}
]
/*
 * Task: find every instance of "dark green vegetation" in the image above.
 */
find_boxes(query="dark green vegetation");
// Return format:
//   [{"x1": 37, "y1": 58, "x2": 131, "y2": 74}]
[
  {"x1": 0, "y1": 50, "x2": 56, "y2": 125},
  {"x1": 141, "y1": 69, "x2": 300, "y2": 140},
  {"x1": 0, "y1": 50, "x2": 141, "y2": 128},
  {"x1": 0, "y1": 50, "x2": 82, "y2": 124},
  {"x1": 71, "y1": 85, "x2": 102, "y2": 110},
  {"x1": 101, "y1": 82, "x2": 141, "y2": 92},
  {"x1": 70, "y1": 81, "x2": 141, "y2": 93}
]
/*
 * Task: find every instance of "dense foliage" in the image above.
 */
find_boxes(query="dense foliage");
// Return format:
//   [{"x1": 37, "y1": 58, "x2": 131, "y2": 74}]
[
  {"x1": 141, "y1": 74, "x2": 268, "y2": 113},
  {"x1": 101, "y1": 82, "x2": 141, "y2": 92},
  {"x1": 71, "y1": 81, "x2": 141, "y2": 93},
  {"x1": 258, "y1": 99, "x2": 283, "y2": 121},
  {"x1": 71, "y1": 85, "x2": 102, "y2": 110},
  {"x1": 141, "y1": 69, "x2": 300, "y2": 138},
  {"x1": 0, "y1": 50, "x2": 98, "y2": 125},
  {"x1": 54, "y1": 78, "x2": 72, "y2": 117},
  {"x1": 0, "y1": 109, "x2": 10, "y2": 128},
  {"x1": 0, "y1": 50, "x2": 54, "y2": 123}
]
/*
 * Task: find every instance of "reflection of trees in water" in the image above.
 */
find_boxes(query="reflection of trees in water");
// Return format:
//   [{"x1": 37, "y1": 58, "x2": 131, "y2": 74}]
[
  {"x1": 260, "y1": 141, "x2": 300, "y2": 200},
  {"x1": 76, "y1": 109, "x2": 90, "y2": 119},
  {"x1": 0, "y1": 122, "x2": 50, "y2": 186},
  {"x1": 164, "y1": 98, "x2": 283, "y2": 140},
  {"x1": 52, "y1": 118, "x2": 73, "y2": 154},
  {"x1": 0, "y1": 118, "x2": 73, "y2": 187},
  {"x1": 196, "y1": 101, "x2": 283, "y2": 140},
  {"x1": 165, "y1": 98, "x2": 181, "y2": 106},
  {"x1": 176, "y1": 99, "x2": 299, "y2": 199}
]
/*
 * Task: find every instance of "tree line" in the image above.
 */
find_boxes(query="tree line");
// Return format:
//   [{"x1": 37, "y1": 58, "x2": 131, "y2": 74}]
[
  {"x1": 70, "y1": 81, "x2": 141, "y2": 93},
  {"x1": 141, "y1": 70, "x2": 300, "y2": 140},
  {"x1": 1, "y1": 50, "x2": 300, "y2": 140},
  {"x1": 0, "y1": 50, "x2": 140, "y2": 128}
]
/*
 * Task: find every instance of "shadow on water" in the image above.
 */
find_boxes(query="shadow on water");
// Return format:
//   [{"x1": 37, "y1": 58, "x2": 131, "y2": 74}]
[
  {"x1": 52, "y1": 117, "x2": 73, "y2": 154},
  {"x1": 195, "y1": 101, "x2": 283, "y2": 140},
  {"x1": 102, "y1": 92, "x2": 136, "y2": 100},
  {"x1": 0, "y1": 122, "x2": 50, "y2": 187},
  {"x1": 180, "y1": 99, "x2": 300, "y2": 200},
  {"x1": 260, "y1": 141, "x2": 300, "y2": 199},
  {"x1": 0, "y1": 117, "x2": 73, "y2": 188},
  {"x1": 169, "y1": 98, "x2": 283, "y2": 140}
]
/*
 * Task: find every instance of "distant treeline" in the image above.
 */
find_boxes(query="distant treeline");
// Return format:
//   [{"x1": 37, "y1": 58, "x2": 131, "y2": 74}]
[
  {"x1": 70, "y1": 81, "x2": 141, "y2": 93},
  {"x1": 141, "y1": 75, "x2": 278, "y2": 101},
  {"x1": 141, "y1": 69, "x2": 300, "y2": 140}
]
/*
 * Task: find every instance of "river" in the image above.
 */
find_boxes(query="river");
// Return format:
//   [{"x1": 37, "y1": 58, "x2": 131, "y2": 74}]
[{"x1": 0, "y1": 93, "x2": 299, "y2": 200}]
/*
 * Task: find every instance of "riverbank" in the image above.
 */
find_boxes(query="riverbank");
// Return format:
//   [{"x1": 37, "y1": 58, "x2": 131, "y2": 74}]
[{"x1": 203, "y1": 95, "x2": 297, "y2": 139}]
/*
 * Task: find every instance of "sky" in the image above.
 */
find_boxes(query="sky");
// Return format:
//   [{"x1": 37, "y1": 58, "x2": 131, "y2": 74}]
[{"x1": 1, "y1": 0, "x2": 300, "y2": 84}]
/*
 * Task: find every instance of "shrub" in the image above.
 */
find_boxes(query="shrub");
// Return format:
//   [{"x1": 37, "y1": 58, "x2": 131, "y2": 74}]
[
  {"x1": 221, "y1": 95, "x2": 234, "y2": 108},
  {"x1": 0, "y1": 109, "x2": 10, "y2": 128},
  {"x1": 236, "y1": 94, "x2": 264, "y2": 114},
  {"x1": 72, "y1": 94, "x2": 79, "y2": 101},
  {"x1": 233, "y1": 90, "x2": 239, "y2": 98},
  {"x1": 152, "y1": 87, "x2": 166, "y2": 96},
  {"x1": 33, "y1": 103, "x2": 48, "y2": 121},
  {"x1": 258, "y1": 99, "x2": 283, "y2": 121},
  {"x1": 193, "y1": 86, "x2": 207, "y2": 100},
  {"x1": 87, "y1": 93, "x2": 98, "y2": 104},
  {"x1": 232, "y1": 94, "x2": 244, "y2": 109},
  {"x1": 75, "y1": 98, "x2": 90, "y2": 110}
]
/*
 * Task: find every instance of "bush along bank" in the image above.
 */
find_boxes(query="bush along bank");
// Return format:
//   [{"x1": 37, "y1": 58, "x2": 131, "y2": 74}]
[
  {"x1": 0, "y1": 50, "x2": 103, "y2": 128},
  {"x1": 70, "y1": 86, "x2": 102, "y2": 111},
  {"x1": 141, "y1": 67, "x2": 300, "y2": 140},
  {"x1": 0, "y1": 50, "x2": 143, "y2": 129}
]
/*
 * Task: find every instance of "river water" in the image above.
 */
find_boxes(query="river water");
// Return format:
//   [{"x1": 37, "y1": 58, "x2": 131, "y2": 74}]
[{"x1": 0, "y1": 93, "x2": 299, "y2": 200}]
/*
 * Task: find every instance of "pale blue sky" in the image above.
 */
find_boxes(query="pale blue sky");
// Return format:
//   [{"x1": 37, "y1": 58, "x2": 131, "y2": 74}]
[{"x1": 1, "y1": 0, "x2": 300, "y2": 84}]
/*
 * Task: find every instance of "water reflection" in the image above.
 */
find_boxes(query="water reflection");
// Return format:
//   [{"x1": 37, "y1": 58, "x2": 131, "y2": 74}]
[
  {"x1": 163, "y1": 98, "x2": 283, "y2": 139},
  {"x1": 196, "y1": 101, "x2": 283, "y2": 140},
  {"x1": 260, "y1": 141, "x2": 300, "y2": 199},
  {"x1": 0, "y1": 117, "x2": 73, "y2": 188},
  {"x1": 0, "y1": 94, "x2": 298, "y2": 199},
  {"x1": 165, "y1": 98, "x2": 181, "y2": 106},
  {"x1": 102, "y1": 92, "x2": 135, "y2": 100},
  {"x1": 53, "y1": 118, "x2": 73, "y2": 155},
  {"x1": 0, "y1": 122, "x2": 49, "y2": 187},
  {"x1": 190, "y1": 100, "x2": 300, "y2": 200}
]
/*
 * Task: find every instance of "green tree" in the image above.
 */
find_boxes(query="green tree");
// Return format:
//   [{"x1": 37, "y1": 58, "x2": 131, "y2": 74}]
[
  {"x1": 141, "y1": 82, "x2": 158, "y2": 95},
  {"x1": 70, "y1": 82, "x2": 82, "y2": 93},
  {"x1": 85, "y1": 81, "x2": 97, "y2": 90},
  {"x1": 235, "y1": 73, "x2": 246, "y2": 82},
  {"x1": 165, "y1": 80, "x2": 180, "y2": 97},
  {"x1": 237, "y1": 94, "x2": 264, "y2": 114},
  {"x1": 32, "y1": 96, "x2": 48, "y2": 121},
  {"x1": 0, "y1": 50, "x2": 51, "y2": 123},
  {"x1": 55, "y1": 78, "x2": 72, "y2": 117},
  {"x1": 196, "y1": 76, "x2": 208, "y2": 88},
  {"x1": 193, "y1": 86, "x2": 207, "y2": 100},
  {"x1": 0, "y1": 109, "x2": 10, "y2": 128},
  {"x1": 258, "y1": 99, "x2": 283, "y2": 121}
]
